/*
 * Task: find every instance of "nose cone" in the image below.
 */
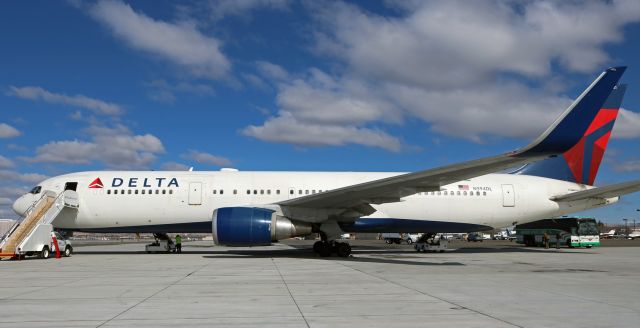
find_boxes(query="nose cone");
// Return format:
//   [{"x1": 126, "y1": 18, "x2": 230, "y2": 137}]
[{"x1": 12, "y1": 196, "x2": 29, "y2": 217}]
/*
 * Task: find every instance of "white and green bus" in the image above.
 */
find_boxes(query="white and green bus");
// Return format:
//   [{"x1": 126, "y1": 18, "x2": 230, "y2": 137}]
[{"x1": 515, "y1": 217, "x2": 600, "y2": 248}]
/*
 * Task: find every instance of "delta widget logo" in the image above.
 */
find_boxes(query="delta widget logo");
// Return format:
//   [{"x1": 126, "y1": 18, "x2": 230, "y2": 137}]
[{"x1": 89, "y1": 178, "x2": 104, "y2": 189}]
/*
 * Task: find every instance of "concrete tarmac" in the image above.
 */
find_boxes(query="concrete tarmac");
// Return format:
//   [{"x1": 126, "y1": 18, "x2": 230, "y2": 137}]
[{"x1": 0, "y1": 240, "x2": 639, "y2": 327}]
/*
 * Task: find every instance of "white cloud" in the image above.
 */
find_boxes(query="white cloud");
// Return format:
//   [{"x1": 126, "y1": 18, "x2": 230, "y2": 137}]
[
  {"x1": 0, "y1": 186, "x2": 27, "y2": 199},
  {"x1": 242, "y1": 0, "x2": 640, "y2": 149},
  {"x1": 613, "y1": 108, "x2": 640, "y2": 139},
  {"x1": 146, "y1": 79, "x2": 215, "y2": 104},
  {"x1": 208, "y1": 0, "x2": 291, "y2": 20},
  {"x1": 90, "y1": 0, "x2": 230, "y2": 79},
  {"x1": 0, "y1": 171, "x2": 48, "y2": 184},
  {"x1": 0, "y1": 123, "x2": 21, "y2": 138},
  {"x1": 182, "y1": 150, "x2": 232, "y2": 167},
  {"x1": 7, "y1": 86, "x2": 123, "y2": 115},
  {"x1": 0, "y1": 155, "x2": 14, "y2": 169},
  {"x1": 311, "y1": 0, "x2": 640, "y2": 89},
  {"x1": 385, "y1": 81, "x2": 572, "y2": 141},
  {"x1": 244, "y1": 66, "x2": 404, "y2": 151},
  {"x1": 161, "y1": 162, "x2": 191, "y2": 171},
  {"x1": 22, "y1": 124, "x2": 165, "y2": 169},
  {"x1": 243, "y1": 112, "x2": 402, "y2": 152},
  {"x1": 613, "y1": 159, "x2": 640, "y2": 172},
  {"x1": 256, "y1": 61, "x2": 290, "y2": 81}
]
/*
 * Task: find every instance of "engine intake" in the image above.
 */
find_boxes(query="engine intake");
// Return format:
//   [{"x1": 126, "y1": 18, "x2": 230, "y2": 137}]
[{"x1": 212, "y1": 207, "x2": 312, "y2": 246}]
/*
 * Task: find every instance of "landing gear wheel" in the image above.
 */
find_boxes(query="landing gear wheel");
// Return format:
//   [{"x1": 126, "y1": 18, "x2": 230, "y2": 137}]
[
  {"x1": 313, "y1": 241, "x2": 323, "y2": 253},
  {"x1": 406, "y1": 239, "x2": 413, "y2": 245},
  {"x1": 40, "y1": 247, "x2": 50, "y2": 259},
  {"x1": 336, "y1": 243, "x2": 352, "y2": 257},
  {"x1": 317, "y1": 242, "x2": 332, "y2": 257},
  {"x1": 64, "y1": 246, "x2": 72, "y2": 257}
]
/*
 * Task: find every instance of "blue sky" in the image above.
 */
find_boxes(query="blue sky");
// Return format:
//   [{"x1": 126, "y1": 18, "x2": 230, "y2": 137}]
[{"x1": 2, "y1": 0, "x2": 640, "y2": 224}]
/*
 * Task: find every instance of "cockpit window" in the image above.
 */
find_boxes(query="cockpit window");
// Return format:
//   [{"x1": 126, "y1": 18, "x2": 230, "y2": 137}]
[{"x1": 29, "y1": 186, "x2": 42, "y2": 194}]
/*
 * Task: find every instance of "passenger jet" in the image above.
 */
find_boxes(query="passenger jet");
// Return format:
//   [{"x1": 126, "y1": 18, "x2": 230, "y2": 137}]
[{"x1": 12, "y1": 67, "x2": 640, "y2": 256}]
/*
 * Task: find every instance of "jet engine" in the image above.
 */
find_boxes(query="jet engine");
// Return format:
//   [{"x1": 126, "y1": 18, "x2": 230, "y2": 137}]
[{"x1": 212, "y1": 207, "x2": 313, "y2": 246}]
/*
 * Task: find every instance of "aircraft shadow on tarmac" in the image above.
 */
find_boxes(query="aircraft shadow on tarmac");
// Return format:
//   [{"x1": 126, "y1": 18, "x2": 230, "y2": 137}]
[
  {"x1": 74, "y1": 244, "x2": 595, "y2": 266},
  {"x1": 74, "y1": 248, "x2": 460, "y2": 266}
]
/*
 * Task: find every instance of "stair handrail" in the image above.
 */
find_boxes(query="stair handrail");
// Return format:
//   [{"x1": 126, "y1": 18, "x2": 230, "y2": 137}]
[
  {"x1": 37, "y1": 191, "x2": 68, "y2": 226},
  {"x1": 0, "y1": 220, "x2": 21, "y2": 246},
  {"x1": 21, "y1": 191, "x2": 56, "y2": 223}
]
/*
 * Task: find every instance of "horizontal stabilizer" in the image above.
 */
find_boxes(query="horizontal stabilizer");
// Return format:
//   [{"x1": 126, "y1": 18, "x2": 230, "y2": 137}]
[{"x1": 551, "y1": 179, "x2": 640, "y2": 202}]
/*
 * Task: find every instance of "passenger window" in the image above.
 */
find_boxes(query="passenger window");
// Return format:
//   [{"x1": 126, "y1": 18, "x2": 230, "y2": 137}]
[
  {"x1": 457, "y1": 191, "x2": 461, "y2": 196},
  {"x1": 267, "y1": 190, "x2": 271, "y2": 195},
  {"x1": 437, "y1": 191, "x2": 441, "y2": 196},
  {"x1": 220, "y1": 190, "x2": 223, "y2": 195},
  {"x1": 260, "y1": 190, "x2": 264, "y2": 195},
  {"x1": 476, "y1": 191, "x2": 480, "y2": 196},
  {"x1": 290, "y1": 190, "x2": 294, "y2": 195},
  {"x1": 463, "y1": 191, "x2": 467, "y2": 196},
  {"x1": 305, "y1": 190, "x2": 309, "y2": 195},
  {"x1": 247, "y1": 190, "x2": 251, "y2": 195},
  {"x1": 276, "y1": 190, "x2": 280, "y2": 195},
  {"x1": 443, "y1": 191, "x2": 448, "y2": 195},
  {"x1": 107, "y1": 190, "x2": 111, "y2": 195},
  {"x1": 128, "y1": 190, "x2": 132, "y2": 195},
  {"x1": 141, "y1": 190, "x2": 145, "y2": 194},
  {"x1": 135, "y1": 190, "x2": 139, "y2": 195},
  {"x1": 233, "y1": 190, "x2": 237, "y2": 195},
  {"x1": 213, "y1": 190, "x2": 217, "y2": 194},
  {"x1": 253, "y1": 190, "x2": 257, "y2": 195},
  {"x1": 155, "y1": 190, "x2": 159, "y2": 194},
  {"x1": 169, "y1": 190, "x2": 173, "y2": 195},
  {"x1": 298, "y1": 190, "x2": 302, "y2": 195},
  {"x1": 162, "y1": 190, "x2": 166, "y2": 195}
]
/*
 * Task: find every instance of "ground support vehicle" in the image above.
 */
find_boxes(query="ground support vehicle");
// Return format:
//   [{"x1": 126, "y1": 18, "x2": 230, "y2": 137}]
[{"x1": 516, "y1": 217, "x2": 600, "y2": 248}]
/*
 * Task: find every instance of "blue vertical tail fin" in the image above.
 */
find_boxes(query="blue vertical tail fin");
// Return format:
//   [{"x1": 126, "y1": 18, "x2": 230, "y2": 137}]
[{"x1": 514, "y1": 83, "x2": 627, "y2": 185}]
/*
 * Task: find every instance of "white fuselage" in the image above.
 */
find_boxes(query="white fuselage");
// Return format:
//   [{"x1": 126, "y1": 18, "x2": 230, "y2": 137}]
[{"x1": 13, "y1": 170, "x2": 617, "y2": 233}]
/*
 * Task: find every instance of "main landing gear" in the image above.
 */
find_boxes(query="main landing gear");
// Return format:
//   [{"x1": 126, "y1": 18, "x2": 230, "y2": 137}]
[
  {"x1": 312, "y1": 231, "x2": 351, "y2": 257},
  {"x1": 313, "y1": 240, "x2": 352, "y2": 257}
]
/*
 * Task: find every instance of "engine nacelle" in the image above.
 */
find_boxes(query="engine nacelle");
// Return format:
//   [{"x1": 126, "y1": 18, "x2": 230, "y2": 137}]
[{"x1": 212, "y1": 207, "x2": 313, "y2": 246}]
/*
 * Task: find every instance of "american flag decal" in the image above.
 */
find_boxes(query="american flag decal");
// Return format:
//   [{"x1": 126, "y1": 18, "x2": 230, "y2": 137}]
[{"x1": 458, "y1": 185, "x2": 469, "y2": 191}]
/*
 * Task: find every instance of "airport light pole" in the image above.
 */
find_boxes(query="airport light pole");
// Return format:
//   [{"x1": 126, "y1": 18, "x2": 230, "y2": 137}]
[{"x1": 623, "y1": 219, "x2": 628, "y2": 237}]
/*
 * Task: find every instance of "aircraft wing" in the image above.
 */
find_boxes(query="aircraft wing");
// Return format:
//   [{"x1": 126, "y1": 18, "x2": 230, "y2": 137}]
[
  {"x1": 277, "y1": 67, "x2": 626, "y2": 214},
  {"x1": 551, "y1": 180, "x2": 640, "y2": 202}
]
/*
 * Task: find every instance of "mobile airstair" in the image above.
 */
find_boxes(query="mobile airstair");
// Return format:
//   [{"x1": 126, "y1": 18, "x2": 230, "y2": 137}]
[{"x1": 0, "y1": 190, "x2": 79, "y2": 259}]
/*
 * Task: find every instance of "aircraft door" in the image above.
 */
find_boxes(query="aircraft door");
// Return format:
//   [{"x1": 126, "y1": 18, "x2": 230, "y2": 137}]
[
  {"x1": 189, "y1": 182, "x2": 202, "y2": 205},
  {"x1": 501, "y1": 184, "x2": 515, "y2": 207}
]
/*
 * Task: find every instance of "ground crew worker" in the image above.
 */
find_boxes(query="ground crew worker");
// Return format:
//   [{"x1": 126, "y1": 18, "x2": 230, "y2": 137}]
[
  {"x1": 543, "y1": 232, "x2": 549, "y2": 249},
  {"x1": 175, "y1": 234, "x2": 182, "y2": 253},
  {"x1": 556, "y1": 233, "x2": 561, "y2": 249}
]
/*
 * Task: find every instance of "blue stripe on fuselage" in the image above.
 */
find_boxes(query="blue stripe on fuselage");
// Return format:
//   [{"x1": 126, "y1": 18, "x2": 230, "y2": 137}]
[
  {"x1": 65, "y1": 218, "x2": 492, "y2": 234},
  {"x1": 339, "y1": 218, "x2": 493, "y2": 233}
]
